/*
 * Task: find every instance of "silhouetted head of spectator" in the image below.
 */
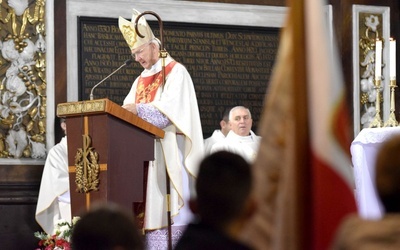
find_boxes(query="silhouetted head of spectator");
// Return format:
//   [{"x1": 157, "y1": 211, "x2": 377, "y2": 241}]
[
  {"x1": 375, "y1": 135, "x2": 400, "y2": 213},
  {"x1": 71, "y1": 202, "x2": 143, "y2": 250},
  {"x1": 192, "y1": 151, "x2": 255, "y2": 230}
]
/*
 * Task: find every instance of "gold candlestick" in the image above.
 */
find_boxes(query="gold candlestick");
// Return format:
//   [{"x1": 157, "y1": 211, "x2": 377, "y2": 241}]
[
  {"x1": 384, "y1": 79, "x2": 398, "y2": 127},
  {"x1": 369, "y1": 78, "x2": 383, "y2": 128}
]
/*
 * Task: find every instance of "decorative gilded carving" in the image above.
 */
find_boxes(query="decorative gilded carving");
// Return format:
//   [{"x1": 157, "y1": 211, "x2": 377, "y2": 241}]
[
  {"x1": 0, "y1": 0, "x2": 47, "y2": 159},
  {"x1": 57, "y1": 99, "x2": 107, "y2": 116},
  {"x1": 74, "y1": 134, "x2": 100, "y2": 193}
]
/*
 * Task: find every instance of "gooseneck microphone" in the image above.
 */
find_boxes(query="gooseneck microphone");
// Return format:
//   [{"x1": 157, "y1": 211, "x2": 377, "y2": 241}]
[{"x1": 89, "y1": 58, "x2": 134, "y2": 100}]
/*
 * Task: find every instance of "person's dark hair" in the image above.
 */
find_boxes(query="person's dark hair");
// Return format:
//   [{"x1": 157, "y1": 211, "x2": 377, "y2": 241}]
[
  {"x1": 375, "y1": 135, "x2": 400, "y2": 213},
  {"x1": 222, "y1": 108, "x2": 231, "y2": 123},
  {"x1": 71, "y1": 202, "x2": 144, "y2": 250},
  {"x1": 196, "y1": 151, "x2": 252, "y2": 228}
]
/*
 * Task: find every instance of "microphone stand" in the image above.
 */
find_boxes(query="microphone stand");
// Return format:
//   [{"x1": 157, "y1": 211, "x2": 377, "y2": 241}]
[
  {"x1": 135, "y1": 11, "x2": 172, "y2": 250},
  {"x1": 89, "y1": 59, "x2": 133, "y2": 100}
]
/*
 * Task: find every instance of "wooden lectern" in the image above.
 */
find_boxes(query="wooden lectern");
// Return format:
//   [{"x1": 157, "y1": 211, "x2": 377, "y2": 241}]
[{"x1": 56, "y1": 98, "x2": 164, "y2": 216}]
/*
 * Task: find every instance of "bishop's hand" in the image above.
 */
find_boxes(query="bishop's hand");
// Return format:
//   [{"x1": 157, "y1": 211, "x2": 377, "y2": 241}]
[{"x1": 122, "y1": 103, "x2": 138, "y2": 115}]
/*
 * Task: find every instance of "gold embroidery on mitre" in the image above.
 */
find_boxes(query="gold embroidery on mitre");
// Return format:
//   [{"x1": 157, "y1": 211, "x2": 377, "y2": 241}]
[
  {"x1": 121, "y1": 23, "x2": 137, "y2": 50},
  {"x1": 118, "y1": 9, "x2": 155, "y2": 51},
  {"x1": 118, "y1": 17, "x2": 138, "y2": 50}
]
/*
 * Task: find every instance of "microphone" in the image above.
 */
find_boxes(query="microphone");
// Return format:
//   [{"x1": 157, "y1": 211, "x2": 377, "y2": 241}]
[{"x1": 89, "y1": 58, "x2": 134, "y2": 100}]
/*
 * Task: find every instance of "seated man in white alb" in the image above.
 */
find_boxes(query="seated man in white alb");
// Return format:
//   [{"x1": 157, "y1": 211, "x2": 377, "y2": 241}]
[
  {"x1": 203, "y1": 108, "x2": 231, "y2": 155},
  {"x1": 35, "y1": 118, "x2": 71, "y2": 234},
  {"x1": 211, "y1": 106, "x2": 261, "y2": 163}
]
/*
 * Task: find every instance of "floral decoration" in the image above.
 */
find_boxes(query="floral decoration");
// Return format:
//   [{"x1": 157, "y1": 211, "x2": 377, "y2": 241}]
[{"x1": 34, "y1": 217, "x2": 80, "y2": 250}]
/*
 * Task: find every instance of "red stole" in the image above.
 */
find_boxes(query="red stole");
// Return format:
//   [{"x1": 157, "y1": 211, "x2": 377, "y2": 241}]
[{"x1": 135, "y1": 61, "x2": 177, "y2": 104}]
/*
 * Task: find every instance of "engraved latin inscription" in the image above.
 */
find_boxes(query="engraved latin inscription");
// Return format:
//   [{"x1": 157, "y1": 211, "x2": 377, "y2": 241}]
[{"x1": 79, "y1": 19, "x2": 136, "y2": 105}]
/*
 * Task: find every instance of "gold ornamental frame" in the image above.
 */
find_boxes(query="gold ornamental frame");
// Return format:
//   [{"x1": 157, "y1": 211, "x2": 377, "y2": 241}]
[{"x1": 352, "y1": 5, "x2": 391, "y2": 136}]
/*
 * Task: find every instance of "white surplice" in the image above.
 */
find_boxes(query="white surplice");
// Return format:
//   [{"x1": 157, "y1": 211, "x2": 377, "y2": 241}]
[{"x1": 35, "y1": 137, "x2": 71, "y2": 234}]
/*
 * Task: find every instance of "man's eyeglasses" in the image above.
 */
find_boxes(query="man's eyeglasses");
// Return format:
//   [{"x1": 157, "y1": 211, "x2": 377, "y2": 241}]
[{"x1": 131, "y1": 43, "x2": 151, "y2": 58}]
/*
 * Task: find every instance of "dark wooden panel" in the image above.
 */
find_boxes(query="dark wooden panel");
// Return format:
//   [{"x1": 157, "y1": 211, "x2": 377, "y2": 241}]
[
  {"x1": 0, "y1": 181, "x2": 42, "y2": 250},
  {"x1": 66, "y1": 113, "x2": 154, "y2": 216},
  {"x1": 54, "y1": 0, "x2": 67, "y2": 143}
]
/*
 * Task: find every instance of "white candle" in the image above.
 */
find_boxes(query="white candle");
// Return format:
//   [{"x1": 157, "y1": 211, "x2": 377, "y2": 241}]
[
  {"x1": 390, "y1": 38, "x2": 396, "y2": 80},
  {"x1": 375, "y1": 39, "x2": 382, "y2": 80}
]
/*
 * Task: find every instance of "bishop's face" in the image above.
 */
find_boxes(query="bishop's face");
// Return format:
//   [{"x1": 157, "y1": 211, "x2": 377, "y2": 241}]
[{"x1": 131, "y1": 42, "x2": 159, "y2": 70}]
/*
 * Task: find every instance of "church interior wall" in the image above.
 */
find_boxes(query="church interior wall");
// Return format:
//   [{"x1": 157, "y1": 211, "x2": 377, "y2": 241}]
[{"x1": 0, "y1": 0, "x2": 399, "y2": 248}]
